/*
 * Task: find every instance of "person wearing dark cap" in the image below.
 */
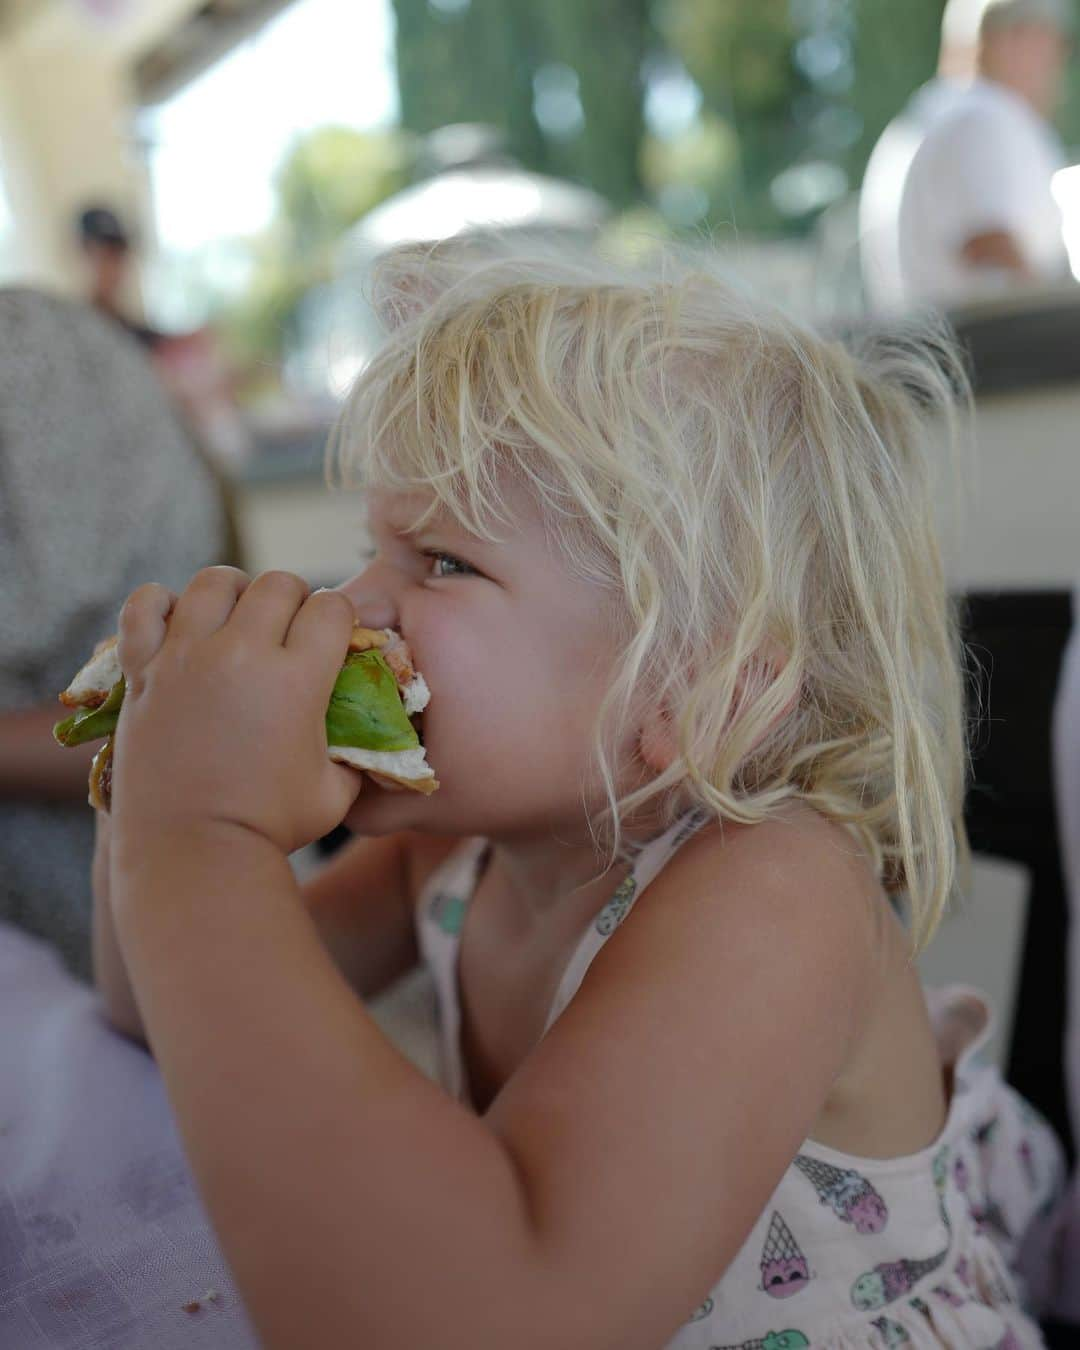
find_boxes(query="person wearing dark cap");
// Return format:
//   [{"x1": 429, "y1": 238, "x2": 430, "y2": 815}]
[
  {"x1": 77, "y1": 204, "x2": 163, "y2": 349},
  {"x1": 77, "y1": 204, "x2": 253, "y2": 467}
]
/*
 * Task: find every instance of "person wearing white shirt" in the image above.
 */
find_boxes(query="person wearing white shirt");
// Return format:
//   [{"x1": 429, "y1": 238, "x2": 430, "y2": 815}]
[
  {"x1": 860, "y1": 0, "x2": 1073, "y2": 312},
  {"x1": 859, "y1": 19, "x2": 977, "y2": 312}
]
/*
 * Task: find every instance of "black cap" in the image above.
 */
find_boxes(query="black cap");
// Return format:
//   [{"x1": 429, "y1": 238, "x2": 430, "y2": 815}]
[{"x1": 77, "y1": 206, "x2": 130, "y2": 249}]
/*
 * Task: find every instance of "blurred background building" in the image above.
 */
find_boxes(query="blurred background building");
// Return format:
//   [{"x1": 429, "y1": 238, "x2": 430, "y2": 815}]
[{"x1": 2, "y1": 0, "x2": 1076, "y2": 427}]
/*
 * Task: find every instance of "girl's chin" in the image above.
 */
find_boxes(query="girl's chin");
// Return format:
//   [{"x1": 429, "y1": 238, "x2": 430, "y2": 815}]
[{"x1": 341, "y1": 779, "x2": 428, "y2": 831}]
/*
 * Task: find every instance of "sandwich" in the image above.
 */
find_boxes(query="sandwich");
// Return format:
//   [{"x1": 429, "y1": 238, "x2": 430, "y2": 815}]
[{"x1": 53, "y1": 624, "x2": 438, "y2": 810}]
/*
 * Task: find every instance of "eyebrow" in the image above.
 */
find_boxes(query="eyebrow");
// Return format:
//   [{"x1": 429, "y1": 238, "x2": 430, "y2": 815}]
[
  {"x1": 368, "y1": 498, "x2": 492, "y2": 548},
  {"x1": 396, "y1": 503, "x2": 459, "y2": 537}
]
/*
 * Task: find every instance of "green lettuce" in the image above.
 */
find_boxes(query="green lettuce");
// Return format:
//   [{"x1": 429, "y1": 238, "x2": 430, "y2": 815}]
[
  {"x1": 53, "y1": 650, "x2": 420, "y2": 755},
  {"x1": 53, "y1": 678, "x2": 125, "y2": 747}
]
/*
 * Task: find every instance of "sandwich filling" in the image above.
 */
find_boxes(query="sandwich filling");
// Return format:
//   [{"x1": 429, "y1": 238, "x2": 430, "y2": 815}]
[{"x1": 54, "y1": 625, "x2": 438, "y2": 806}]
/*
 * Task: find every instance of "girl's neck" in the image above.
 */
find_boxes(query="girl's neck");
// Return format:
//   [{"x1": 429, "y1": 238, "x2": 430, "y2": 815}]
[{"x1": 482, "y1": 805, "x2": 675, "y2": 930}]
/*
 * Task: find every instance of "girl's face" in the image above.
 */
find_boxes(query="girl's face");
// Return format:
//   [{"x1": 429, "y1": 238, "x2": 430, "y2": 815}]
[{"x1": 336, "y1": 481, "x2": 630, "y2": 840}]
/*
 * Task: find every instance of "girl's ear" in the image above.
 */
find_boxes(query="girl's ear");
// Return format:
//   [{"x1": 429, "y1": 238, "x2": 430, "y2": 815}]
[
  {"x1": 740, "y1": 641, "x2": 800, "y2": 737},
  {"x1": 638, "y1": 703, "x2": 679, "y2": 776},
  {"x1": 637, "y1": 642, "x2": 799, "y2": 778}
]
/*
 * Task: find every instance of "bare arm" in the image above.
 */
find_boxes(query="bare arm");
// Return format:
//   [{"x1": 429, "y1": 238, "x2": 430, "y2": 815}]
[
  {"x1": 110, "y1": 812, "x2": 874, "y2": 1350},
  {"x1": 0, "y1": 704, "x2": 94, "y2": 801},
  {"x1": 303, "y1": 830, "x2": 455, "y2": 1000},
  {"x1": 960, "y1": 229, "x2": 1032, "y2": 278},
  {"x1": 92, "y1": 811, "x2": 147, "y2": 1044},
  {"x1": 93, "y1": 818, "x2": 451, "y2": 1044}
]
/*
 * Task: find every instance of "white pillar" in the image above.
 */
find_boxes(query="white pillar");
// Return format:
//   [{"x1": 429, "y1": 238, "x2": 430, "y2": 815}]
[{"x1": 0, "y1": 0, "x2": 207, "y2": 292}]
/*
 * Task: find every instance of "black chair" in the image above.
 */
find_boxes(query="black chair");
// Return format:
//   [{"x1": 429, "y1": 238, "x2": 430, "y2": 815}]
[{"x1": 959, "y1": 589, "x2": 1075, "y2": 1165}]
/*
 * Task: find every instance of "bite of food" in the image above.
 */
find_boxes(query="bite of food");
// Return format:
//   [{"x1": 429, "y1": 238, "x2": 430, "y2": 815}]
[{"x1": 53, "y1": 624, "x2": 438, "y2": 810}]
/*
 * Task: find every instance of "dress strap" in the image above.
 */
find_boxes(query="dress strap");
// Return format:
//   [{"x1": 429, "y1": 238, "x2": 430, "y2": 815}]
[
  {"x1": 413, "y1": 837, "x2": 490, "y2": 1103},
  {"x1": 542, "y1": 807, "x2": 711, "y2": 1034}
]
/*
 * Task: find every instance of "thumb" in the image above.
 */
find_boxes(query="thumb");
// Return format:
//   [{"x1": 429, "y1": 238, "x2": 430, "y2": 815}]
[{"x1": 327, "y1": 761, "x2": 365, "y2": 813}]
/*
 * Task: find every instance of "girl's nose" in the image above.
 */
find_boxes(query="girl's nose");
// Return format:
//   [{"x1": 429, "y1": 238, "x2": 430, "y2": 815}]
[{"x1": 336, "y1": 566, "x2": 398, "y2": 632}]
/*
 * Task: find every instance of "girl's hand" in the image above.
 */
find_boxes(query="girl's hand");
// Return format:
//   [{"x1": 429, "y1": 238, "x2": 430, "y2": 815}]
[{"x1": 111, "y1": 567, "x2": 362, "y2": 855}]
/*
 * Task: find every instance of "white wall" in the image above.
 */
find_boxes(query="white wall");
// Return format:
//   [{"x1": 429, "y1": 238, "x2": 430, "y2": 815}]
[{"x1": 939, "y1": 384, "x2": 1080, "y2": 591}]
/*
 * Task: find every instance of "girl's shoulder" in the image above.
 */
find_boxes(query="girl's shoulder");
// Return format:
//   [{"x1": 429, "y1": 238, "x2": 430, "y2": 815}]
[
  {"x1": 594, "y1": 803, "x2": 886, "y2": 1048},
  {"x1": 631, "y1": 806, "x2": 946, "y2": 1159},
  {"x1": 596, "y1": 803, "x2": 890, "y2": 1085},
  {"x1": 639, "y1": 802, "x2": 886, "y2": 956}
]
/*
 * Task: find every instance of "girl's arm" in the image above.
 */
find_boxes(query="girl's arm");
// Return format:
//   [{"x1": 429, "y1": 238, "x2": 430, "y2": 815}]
[
  {"x1": 92, "y1": 810, "x2": 146, "y2": 1042},
  {"x1": 0, "y1": 703, "x2": 95, "y2": 800},
  {"x1": 111, "y1": 822, "x2": 545, "y2": 1350},
  {"x1": 108, "y1": 569, "x2": 876, "y2": 1350},
  {"x1": 113, "y1": 816, "x2": 874, "y2": 1350},
  {"x1": 301, "y1": 830, "x2": 457, "y2": 1000},
  {"x1": 94, "y1": 816, "x2": 451, "y2": 1044}
]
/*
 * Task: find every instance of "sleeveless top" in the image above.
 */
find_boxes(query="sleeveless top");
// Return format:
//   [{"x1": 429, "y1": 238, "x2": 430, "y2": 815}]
[{"x1": 414, "y1": 813, "x2": 1064, "y2": 1348}]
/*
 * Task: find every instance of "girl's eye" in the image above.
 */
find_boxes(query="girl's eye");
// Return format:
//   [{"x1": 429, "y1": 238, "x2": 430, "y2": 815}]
[{"x1": 425, "y1": 551, "x2": 476, "y2": 579}]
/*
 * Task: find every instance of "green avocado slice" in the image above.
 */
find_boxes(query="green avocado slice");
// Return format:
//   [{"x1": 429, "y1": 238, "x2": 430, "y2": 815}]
[
  {"x1": 324, "y1": 650, "x2": 420, "y2": 752},
  {"x1": 52, "y1": 650, "x2": 420, "y2": 755},
  {"x1": 53, "y1": 677, "x2": 125, "y2": 747}
]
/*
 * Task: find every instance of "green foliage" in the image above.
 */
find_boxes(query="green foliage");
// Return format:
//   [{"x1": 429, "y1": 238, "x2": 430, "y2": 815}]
[
  {"x1": 659, "y1": 0, "x2": 799, "y2": 117},
  {"x1": 217, "y1": 0, "x2": 1080, "y2": 373},
  {"x1": 275, "y1": 125, "x2": 410, "y2": 251},
  {"x1": 389, "y1": 0, "x2": 956, "y2": 237},
  {"x1": 218, "y1": 124, "x2": 411, "y2": 368},
  {"x1": 390, "y1": 0, "x2": 653, "y2": 207},
  {"x1": 848, "y1": 0, "x2": 942, "y2": 171}
]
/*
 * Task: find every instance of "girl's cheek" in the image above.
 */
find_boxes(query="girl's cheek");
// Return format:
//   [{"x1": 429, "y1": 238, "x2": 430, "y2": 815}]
[{"x1": 408, "y1": 592, "x2": 486, "y2": 677}]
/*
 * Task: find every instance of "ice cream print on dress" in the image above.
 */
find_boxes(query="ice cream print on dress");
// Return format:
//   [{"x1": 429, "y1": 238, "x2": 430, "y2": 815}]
[
  {"x1": 792, "y1": 1154, "x2": 889, "y2": 1233},
  {"x1": 760, "y1": 1212, "x2": 812, "y2": 1298},
  {"x1": 850, "y1": 1247, "x2": 951, "y2": 1311},
  {"x1": 851, "y1": 1147, "x2": 952, "y2": 1309},
  {"x1": 429, "y1": 890, "x2": 468, "y2": 936},
  {"x1": 594, "y1": 874, "x2": 637, "y2": 936},
  {"x1": 711, "y1": 1331, "x2": 810, "y2": 1350},
  {"x1": 871, "y1": 1316, "x2": 912, "y2": 1346}
]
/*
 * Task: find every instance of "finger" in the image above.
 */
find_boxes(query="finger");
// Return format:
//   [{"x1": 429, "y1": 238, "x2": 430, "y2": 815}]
[
  {"x1": 284, "y1": 589, "x2": 356, "y2": 693},
  {"x1": 328, "y1": 761, "x2": 365, "y2": 815},
  {"x1": 168, "y1": 567, "x2": 251, "y2": 642},
  {"x1": 228, "y1": 571, "x2": 312, "y2": 647},
  {"x1": 118, "y1": 583, "x2": 177, "y2": 682}
]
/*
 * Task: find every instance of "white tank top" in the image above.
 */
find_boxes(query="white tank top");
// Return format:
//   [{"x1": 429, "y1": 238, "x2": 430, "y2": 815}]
[{"x1": 415, "y1": 813, "x2": 1061, "y2": 1347}]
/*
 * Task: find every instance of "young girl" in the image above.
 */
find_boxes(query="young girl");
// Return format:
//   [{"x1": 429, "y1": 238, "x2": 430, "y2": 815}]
[{"x1": 94, "y1": 244, "x2": 1062, "y2": 1349}]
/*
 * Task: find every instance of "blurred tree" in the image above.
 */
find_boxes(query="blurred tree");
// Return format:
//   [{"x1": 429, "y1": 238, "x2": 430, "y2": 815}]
[
  {"x1": 276, "y1": 126, "x2": 410, "y2": 253},
  {"x1": 212, "y1": 0, "x2": 1079, "y2": 382},
  {"x1": 848, "y1": 0, "x2": 943, "y2": 173},
  {"x1": 391, "y1": 0, "x2": 547, "y2": 175},
  {"x1": 219, "y1": 124, "x2": 411, "y2": 371},
  {"x1": 390, "y1": 0, "x2": 655, "y2": 207},
  {"x1": 389, "y1": 0, "x2": 956, "y2": 236},
  {"x1": 658, "y1": 0, "x2": 804, "y2": 229},
  {"x1": 657, "y1": 0, "x2": 947, "y2": 234}
]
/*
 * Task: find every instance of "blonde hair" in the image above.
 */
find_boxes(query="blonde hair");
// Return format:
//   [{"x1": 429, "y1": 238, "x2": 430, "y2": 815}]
[{"x1": 329, "y1": 240, "x2": 972, "y2": 951}]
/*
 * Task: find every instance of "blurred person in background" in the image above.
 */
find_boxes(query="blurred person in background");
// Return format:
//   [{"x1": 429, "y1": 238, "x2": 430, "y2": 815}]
[
  {"x1": 859, "y1": 4, "x2": 979, "y2": 311},
  {"x1": 0, "y1": 288, "x2": 227, "y2": 980},
  {"x1": 78, "y1": 202, "x2": 253, "y2": 470},
  {"x1": 860, "y1": 0, "x2": 1073, "y2": 312},
  {"x1": 77, "y1": 204, "x2": 163, "y2": 350}
]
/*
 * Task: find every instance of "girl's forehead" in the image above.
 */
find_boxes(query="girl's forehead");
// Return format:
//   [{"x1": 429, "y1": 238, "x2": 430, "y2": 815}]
[
  {"x1": 367, "y1": 479, "x2": 543, "y2": 545},
  {"x1": 366, "y1": 488, "x2": 444, "y2": 533}
]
